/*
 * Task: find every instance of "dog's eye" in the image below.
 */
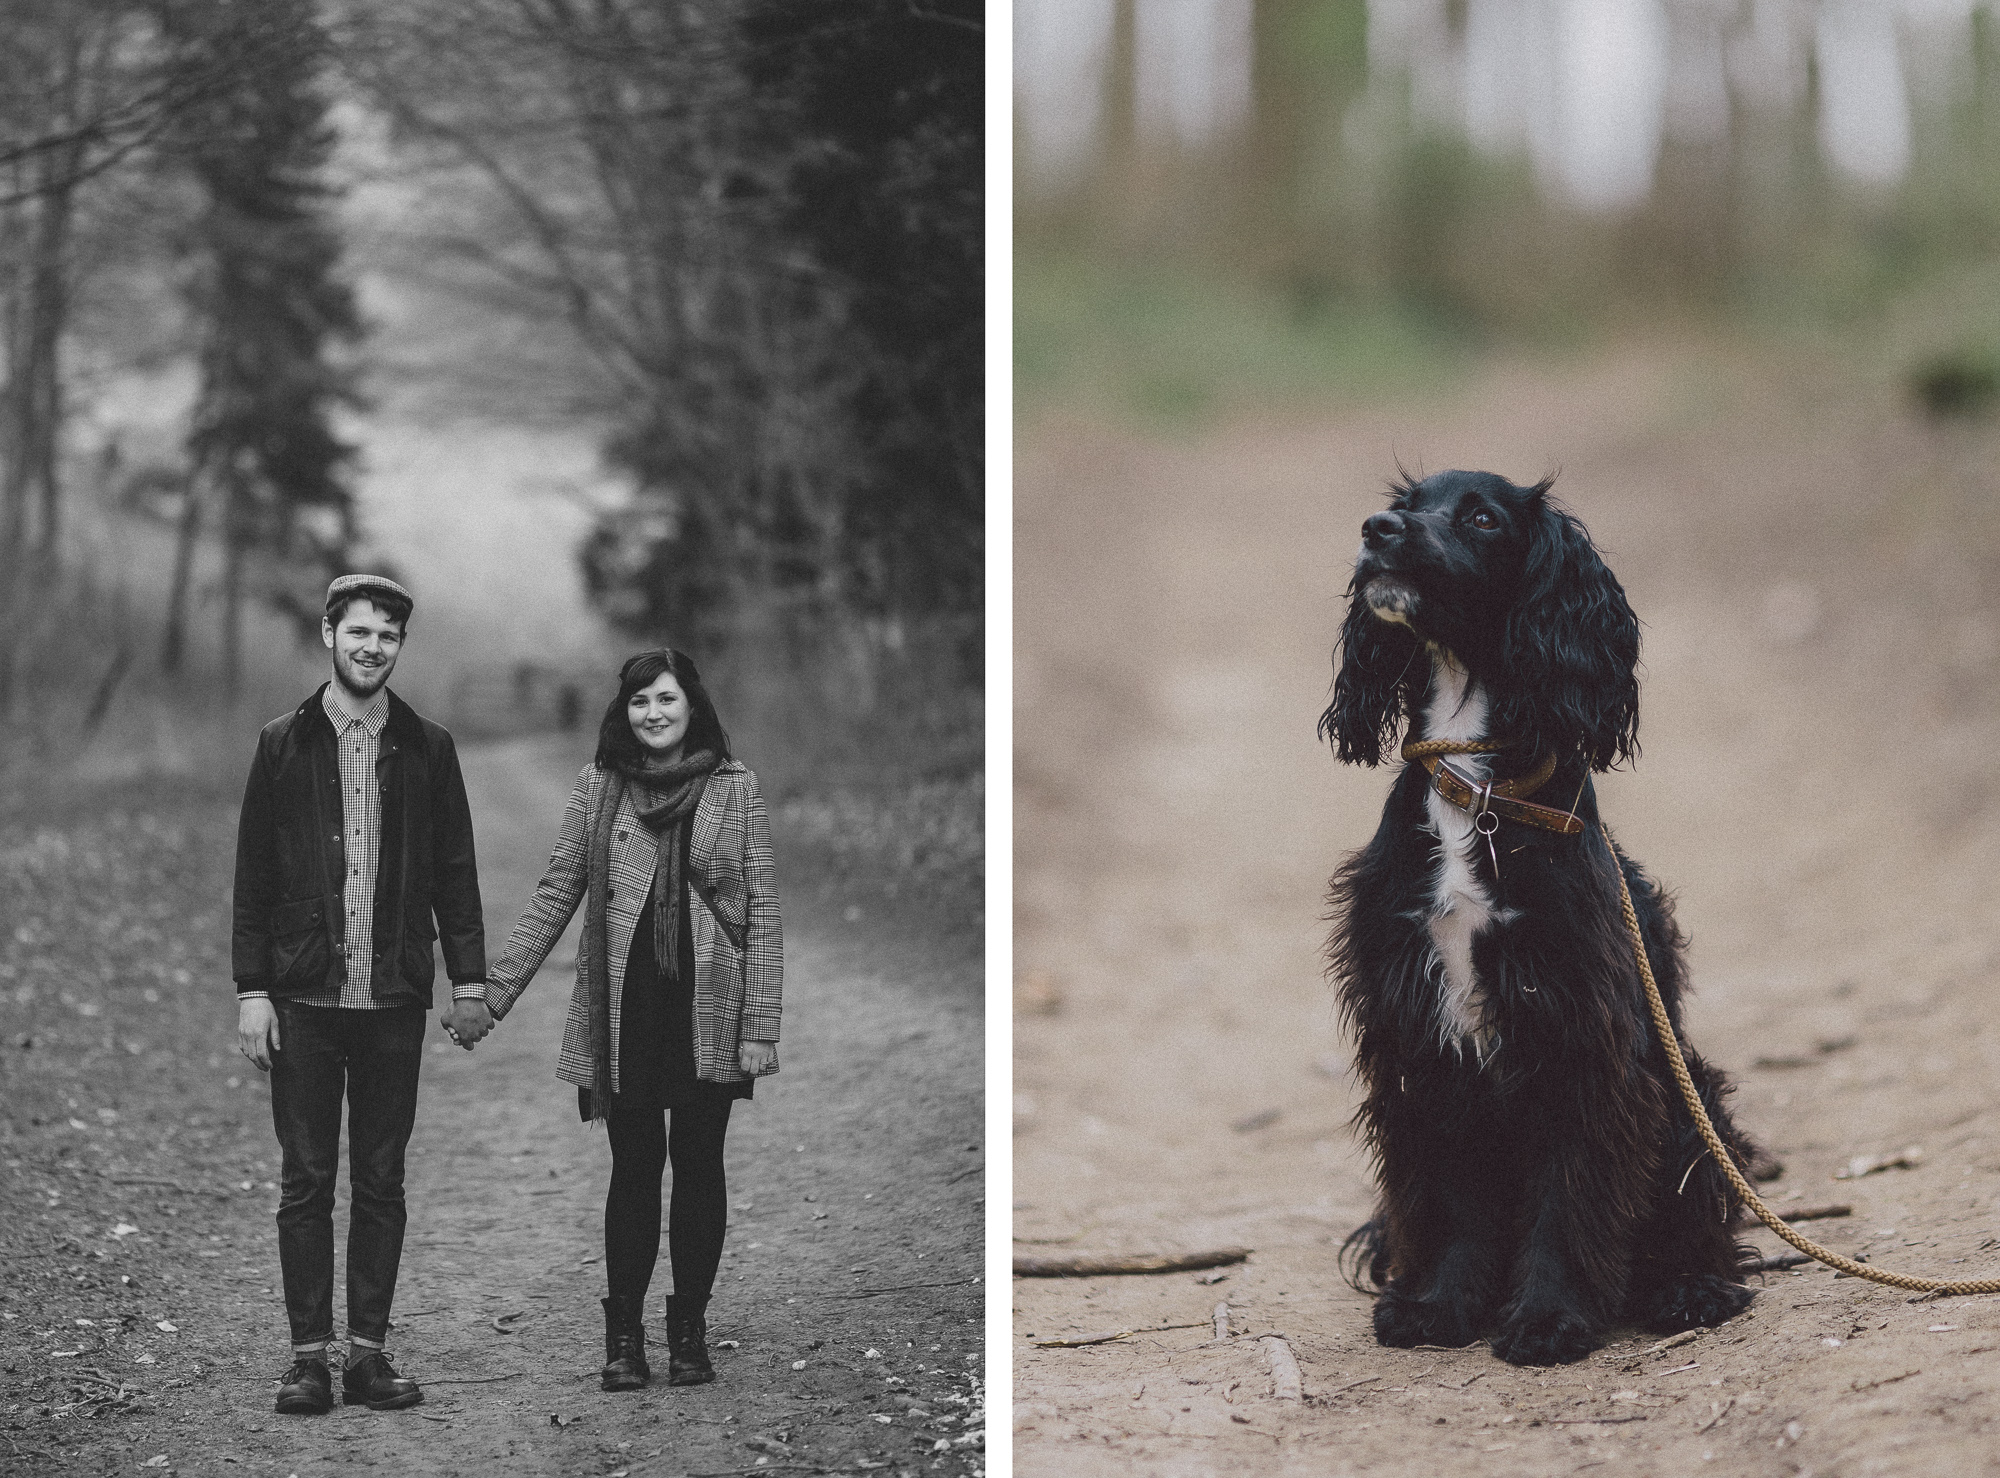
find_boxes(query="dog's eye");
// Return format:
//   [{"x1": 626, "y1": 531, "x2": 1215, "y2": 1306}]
[{"x1": 1469, "y1": 508, "x2": 1499, "y2": 531}]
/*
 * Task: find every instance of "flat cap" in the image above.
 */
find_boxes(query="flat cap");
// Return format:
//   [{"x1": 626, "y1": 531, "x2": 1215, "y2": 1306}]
[{"x1": 326, "y1": 573, "x2": 413, "y2": 609}]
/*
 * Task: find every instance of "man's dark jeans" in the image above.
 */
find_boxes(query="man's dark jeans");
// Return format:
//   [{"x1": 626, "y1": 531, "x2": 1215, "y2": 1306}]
[{"x1": 269, "y1": 1002, "x2": 425, "y2": 1347}]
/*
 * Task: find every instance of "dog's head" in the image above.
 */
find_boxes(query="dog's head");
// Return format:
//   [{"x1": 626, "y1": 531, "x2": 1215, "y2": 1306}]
[{"x1": 1320, "y1": 469, "x2": 1640, "y2": 771}]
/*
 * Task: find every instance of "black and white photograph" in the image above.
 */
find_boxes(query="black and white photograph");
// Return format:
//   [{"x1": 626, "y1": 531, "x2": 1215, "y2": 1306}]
[{"x1": 1, "y1": 3, "x2": 985, "y2": 1474}]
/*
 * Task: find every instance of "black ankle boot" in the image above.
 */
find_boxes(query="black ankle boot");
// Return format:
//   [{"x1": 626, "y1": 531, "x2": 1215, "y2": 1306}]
[
  {"x1": 600, "y1": 1296, "x2": 649, "y2": 1391},
  {"x1": 663, "y1": 1294, "x2": 713, "y2": 1386}
]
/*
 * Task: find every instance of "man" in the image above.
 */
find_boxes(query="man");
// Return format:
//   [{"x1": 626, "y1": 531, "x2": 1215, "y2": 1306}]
[{"x1": 232, "y1": 575, "x2": 496, "y2": 1415}]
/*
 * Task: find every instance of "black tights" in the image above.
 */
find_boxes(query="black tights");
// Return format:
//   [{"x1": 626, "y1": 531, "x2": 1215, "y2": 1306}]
[{"x1": 603, "y1": 1094, "x2": 733, "y2": 1304}]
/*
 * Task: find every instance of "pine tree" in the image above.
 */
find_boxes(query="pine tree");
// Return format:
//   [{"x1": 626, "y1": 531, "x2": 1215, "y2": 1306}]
[{"x1": 158, "y1": 0, "x2": 362, "y2": 688}]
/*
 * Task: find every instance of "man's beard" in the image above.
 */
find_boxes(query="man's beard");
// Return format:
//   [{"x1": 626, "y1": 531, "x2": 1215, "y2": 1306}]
[{"x1": 334, "y1": 651, "x2": 392, "y2": 697}]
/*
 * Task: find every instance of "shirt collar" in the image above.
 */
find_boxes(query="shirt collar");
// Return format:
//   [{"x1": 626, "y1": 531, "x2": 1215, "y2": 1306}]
[{"x1": 322, "y1": 683, "x2": 390, "y2": 737}]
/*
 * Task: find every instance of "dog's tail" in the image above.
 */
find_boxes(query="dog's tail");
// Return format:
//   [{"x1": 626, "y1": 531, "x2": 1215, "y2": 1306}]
[{"x1": 1339, "y1": 1216, "x2": 1391, "y2": 1294}]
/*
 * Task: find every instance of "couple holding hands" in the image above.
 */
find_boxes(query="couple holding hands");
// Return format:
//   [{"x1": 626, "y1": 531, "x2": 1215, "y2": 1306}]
[{"x1": 232, "y1": 575, "x2": 782, "y2": 1415}]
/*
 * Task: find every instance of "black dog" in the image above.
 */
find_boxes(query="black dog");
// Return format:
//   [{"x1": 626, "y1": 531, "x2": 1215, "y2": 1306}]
[{"x1": 1322, "y1": 469, "x2": 1759, "y2": 1367}]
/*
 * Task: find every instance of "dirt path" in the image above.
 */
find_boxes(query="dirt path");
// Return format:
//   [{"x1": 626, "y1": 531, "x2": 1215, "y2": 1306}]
[
  {"x1": 1, "y1": 732, "x2": 983, "y2": 1476},
  {"x1": 1014, "y1": 342, "x2": 2000, "y2": 1476}
]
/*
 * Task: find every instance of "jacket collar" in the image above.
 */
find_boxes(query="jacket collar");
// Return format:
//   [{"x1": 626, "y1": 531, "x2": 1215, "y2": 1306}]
[{"x1": 298, "y1": 682, "x2": 425, "y2": 749}]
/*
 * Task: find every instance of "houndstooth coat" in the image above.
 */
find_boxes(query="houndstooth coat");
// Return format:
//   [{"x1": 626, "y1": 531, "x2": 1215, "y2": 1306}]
[{"x1": 484, "y1": 760, "x2": 782, "y2": 1093}]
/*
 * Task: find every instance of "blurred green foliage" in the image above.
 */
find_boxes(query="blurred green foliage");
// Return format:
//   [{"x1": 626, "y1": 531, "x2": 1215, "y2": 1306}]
[{"x1": 1018, "y1": 0, "x2": 2000, "y2": 425}]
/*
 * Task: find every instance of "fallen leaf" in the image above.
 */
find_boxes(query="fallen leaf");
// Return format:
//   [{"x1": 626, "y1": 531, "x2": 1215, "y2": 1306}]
[
  {"x1": 141, "y1": 1458, "x2": 170, "y2": 1469},
  {"x1": 791, "y1": 1360, "x2": 807, "y2": 1370},
  {"x1": 155, "y1": 1321, "x2": 178, "y2": 1333},
  {"x1": 493, "y1": 1312, "x2": 524, "y2": 1334},
  {"x1": 863, "y1": 1347, "x2": 882, "y2": 1358},
  {"x1": 112, "y1": 1224, "x2": 138, "y2": 1239},
  {"x1": 51, "y1": 1349, "x2": 83, "y2": 1358},
  {"x1": 1929, "y1": 1324, "x2": 1960, "y2": 1333},
  {"x1": 714, "y1": 1339, "x2": 740, "y2": 1349},
  {"x1": 872, "y1": 1414, "x2": 894, "y2": 1424},
  {"x1": 69, "y1": 1117, "x2": 91, "y2": 1130},
  {"x1": 549, "y1": 1413, "x2": 578, "y2": 1428}
]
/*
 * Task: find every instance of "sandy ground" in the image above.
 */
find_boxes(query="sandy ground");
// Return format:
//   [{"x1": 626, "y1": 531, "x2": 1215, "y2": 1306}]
[
  {"x1": 1014, "y1": 341, "x2": 2000, "y2": 1477},
  {"x1": 1, "y1": 731, "x2": 983, "y2": 1476}
]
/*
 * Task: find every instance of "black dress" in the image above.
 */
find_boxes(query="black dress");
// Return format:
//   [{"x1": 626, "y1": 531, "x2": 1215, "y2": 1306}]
[{"x1": 579, "y1": 819, "x2": 752, "y2": 1120}]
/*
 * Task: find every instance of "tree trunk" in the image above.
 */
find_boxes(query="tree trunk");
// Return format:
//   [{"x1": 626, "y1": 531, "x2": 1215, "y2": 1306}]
[
  {"x1": 160, "y1": 465, "x2": 205, "y2": 673},
  {"x1": 222, "y1": 467, "x2": 246, "y2": 702}
]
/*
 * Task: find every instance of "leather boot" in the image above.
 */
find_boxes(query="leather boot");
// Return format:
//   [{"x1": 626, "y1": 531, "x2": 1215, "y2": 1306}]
[
  {"x1": 600, "y1": 1295, "x2": 650, "y2": 1391},
  {"x1": 663, "y1": 1293, "x2": 714, "y2": 1386}
]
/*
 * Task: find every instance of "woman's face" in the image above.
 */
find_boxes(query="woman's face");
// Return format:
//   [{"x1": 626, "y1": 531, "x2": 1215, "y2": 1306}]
[{"x1": 627, "y1": 671, "x2": 691, "y2": 759}]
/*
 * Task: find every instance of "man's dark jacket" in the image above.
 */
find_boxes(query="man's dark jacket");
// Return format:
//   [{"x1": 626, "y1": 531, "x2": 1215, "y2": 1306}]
[{"x1": 233, "y1": 684, "x2": 485, "y2": 1005}]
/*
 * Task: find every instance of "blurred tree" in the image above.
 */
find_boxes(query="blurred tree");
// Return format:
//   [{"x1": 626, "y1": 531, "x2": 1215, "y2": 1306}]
[
  {"x1": 1, "y1": 0, "x2": 155, "y2": 716},
  {"x1": 157, "y1": 0, "x2": 363, "y2": 689},
  {"x1": 342, "y1": 0, "x2": 983, "y2": 661},
  {"x1": 740, "y1": 0, "x2": 984, "y2": 621}
]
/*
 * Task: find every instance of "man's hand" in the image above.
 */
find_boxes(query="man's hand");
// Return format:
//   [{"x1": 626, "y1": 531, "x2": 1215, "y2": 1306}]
[
  {"x1": 238, "y1": 998, "x2": 280, "y2": 1072},
  {"x1": 441, "y1": 998, "x2": 493, "y2": 1051},
  {"x1": 737, "y1": 1039, "x2": 776, "y2": 1075}
]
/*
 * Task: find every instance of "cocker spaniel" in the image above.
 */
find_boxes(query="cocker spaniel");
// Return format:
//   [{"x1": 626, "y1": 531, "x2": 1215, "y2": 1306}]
[{"x1": 1322, "y1": 469, "x2": 1760, "y2": 1367}]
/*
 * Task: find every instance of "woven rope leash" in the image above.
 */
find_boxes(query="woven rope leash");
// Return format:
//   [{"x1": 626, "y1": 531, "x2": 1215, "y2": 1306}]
[{"x1": 1607, "y1": 825, "x2": 2000, "y2": 1297}]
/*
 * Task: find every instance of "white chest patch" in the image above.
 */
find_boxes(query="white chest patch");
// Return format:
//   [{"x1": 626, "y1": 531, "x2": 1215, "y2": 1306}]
[{"x1": 1419, "y1": 654, "x2": 1512, "y2": 1056}]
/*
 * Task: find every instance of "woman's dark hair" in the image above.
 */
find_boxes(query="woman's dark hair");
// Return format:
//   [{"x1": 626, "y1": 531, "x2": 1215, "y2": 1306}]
[{"x1": 593, "y1": 648, "x2": 731, "y2": 769}]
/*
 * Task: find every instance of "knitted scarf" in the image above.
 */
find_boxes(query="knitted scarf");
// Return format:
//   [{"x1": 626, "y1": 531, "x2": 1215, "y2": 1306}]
[{"x1": 583, "y1": 747, "x2": 719, "y2": 1121}]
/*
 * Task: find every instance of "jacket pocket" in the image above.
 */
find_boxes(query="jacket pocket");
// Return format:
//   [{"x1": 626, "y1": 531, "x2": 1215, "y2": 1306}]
[
  {"x1": 270, "y1": 896, "x2": 330, "y2": 992},
  {"x1": 691, "y1": 863, "x2": 749, "y2": 950}
]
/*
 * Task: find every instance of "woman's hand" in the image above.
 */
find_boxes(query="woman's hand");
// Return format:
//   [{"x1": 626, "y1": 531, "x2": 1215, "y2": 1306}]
[{"x1": 737, "y1": 1039, "x2": 776, "y2": 1074}]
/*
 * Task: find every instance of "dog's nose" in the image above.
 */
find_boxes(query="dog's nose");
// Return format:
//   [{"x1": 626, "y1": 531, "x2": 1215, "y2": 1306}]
[{"x1": 1361, "y1": 511, "x2": 1405, "y2": 550}]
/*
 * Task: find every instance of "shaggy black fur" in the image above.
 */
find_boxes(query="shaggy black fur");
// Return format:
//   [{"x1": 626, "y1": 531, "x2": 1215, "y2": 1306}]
[{"x1": 1322, "y1": 469, "x2": 1759, "y2": 1367}]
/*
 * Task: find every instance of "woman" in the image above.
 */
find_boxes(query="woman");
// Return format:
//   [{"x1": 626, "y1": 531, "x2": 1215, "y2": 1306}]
[{"x1": 484, "y1": 649, "x2": 781, "y2": 1390}]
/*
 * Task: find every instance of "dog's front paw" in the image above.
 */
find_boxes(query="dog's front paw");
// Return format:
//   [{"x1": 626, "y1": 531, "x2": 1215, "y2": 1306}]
[
  {"x1": 1373, "y1": 1290, "x2": 1478, "y2": 1349},
  {"x1": 1637, "y1": 1274, "x2": 1754, "y2": 1334},
  {"x1": 1491, "y1": 1308, "x2": 1599, "y2": 1366}
]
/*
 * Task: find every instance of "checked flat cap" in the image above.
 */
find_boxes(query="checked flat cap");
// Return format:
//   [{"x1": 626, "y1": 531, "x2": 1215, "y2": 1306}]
[{"x1": 326, "y1": 573, "x2": 414, "y2": 610}]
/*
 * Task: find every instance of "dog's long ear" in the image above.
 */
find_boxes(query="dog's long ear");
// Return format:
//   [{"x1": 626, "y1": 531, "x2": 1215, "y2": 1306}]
[
  {"x1": 1490, "y1": 491, "x2": 1640, "y2": 770},
  {"x1": 1321, "y1": 595, "x2": 1420, "y2": 766}
]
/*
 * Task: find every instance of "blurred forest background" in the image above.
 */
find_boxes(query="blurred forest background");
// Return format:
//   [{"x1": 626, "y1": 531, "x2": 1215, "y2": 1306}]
[
  {"x1": 0, "y1": 0, "x2": 983, "y2": 780},
  {"x1": 1017, "y1": 0, "x2": 2000, "y2": 419}
]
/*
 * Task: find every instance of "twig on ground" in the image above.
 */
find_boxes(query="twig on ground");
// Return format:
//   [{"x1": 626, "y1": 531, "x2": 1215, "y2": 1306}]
[
  {"x1": 424, "y1": 1374, "x2": 525, "y2": 1385},
  {"x1": 1786, "y1": 1204, "x2": 1853, "y2": 1222},
  {"x1": 831, "y1": 1276, "x2": 980, "y2": 1298},
  {"x1": 1849, "y1": 1369, "x2": 1920, "y2": 1392},
  {"x1": 945, "y1": 1163, "x2": 982, "y2": 1184},
  {"x1": 1212, "y1": 1302, "x2": 1230, "y2": 1341},
  {"x1": 1755, "y1": 1253, "x2": 1814, "y2": 1272},
  {"x1": 1013, "y1": 1248, "x2": 1251, "y2": 1278},
  {"x1": 1329, "y1": 1375, "x2": 1381, "y2": 1394},
  {"x1": 1034, "y1": 1321, "x2": 1207, "y2": 1348},
  {"x1": 1261, "y1": 1336, "x2": 1302, "y2": 1402},
  {"x1": 1644, "y1": 1329, "x2": 1701, "y2": 1356},
  {"x1": 1544, "y1": 1415, "x2": 1648, "y2": 1425}
]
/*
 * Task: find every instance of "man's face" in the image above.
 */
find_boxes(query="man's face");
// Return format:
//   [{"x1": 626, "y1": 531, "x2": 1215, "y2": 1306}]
[{"x1": 322, "y1": 599, "x2": 405, "y2": 699}]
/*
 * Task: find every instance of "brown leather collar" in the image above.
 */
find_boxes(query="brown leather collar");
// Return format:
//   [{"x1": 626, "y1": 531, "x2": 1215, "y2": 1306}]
[{"x1": 1401, "y1": 745, "x2": 1585, "y2": 837}]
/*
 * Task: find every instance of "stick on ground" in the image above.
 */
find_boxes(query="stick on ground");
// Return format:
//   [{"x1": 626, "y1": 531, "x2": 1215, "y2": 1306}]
[
  {"x1": 1212, "y1": 1301, "x2": 1230, "y2": 1341},
  {"x1": 1012, "y1": 1248, "x2": 1252, "y2": 1278},
  {"x1": 1262, "y1": 1335, "x2": 1302, "y2": 1402}
]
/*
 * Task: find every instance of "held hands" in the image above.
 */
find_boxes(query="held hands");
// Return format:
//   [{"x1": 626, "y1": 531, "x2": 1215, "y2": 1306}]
[
  {"x1": 737, "y1": 1038, "x2": 777, "y2": 1075},
  {"x1": 441, "y1": 997, "x2": 494, "y2": 1051},
  {"x1": 237, "y1": 998, "x2": 280, "y2": 1072}
]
